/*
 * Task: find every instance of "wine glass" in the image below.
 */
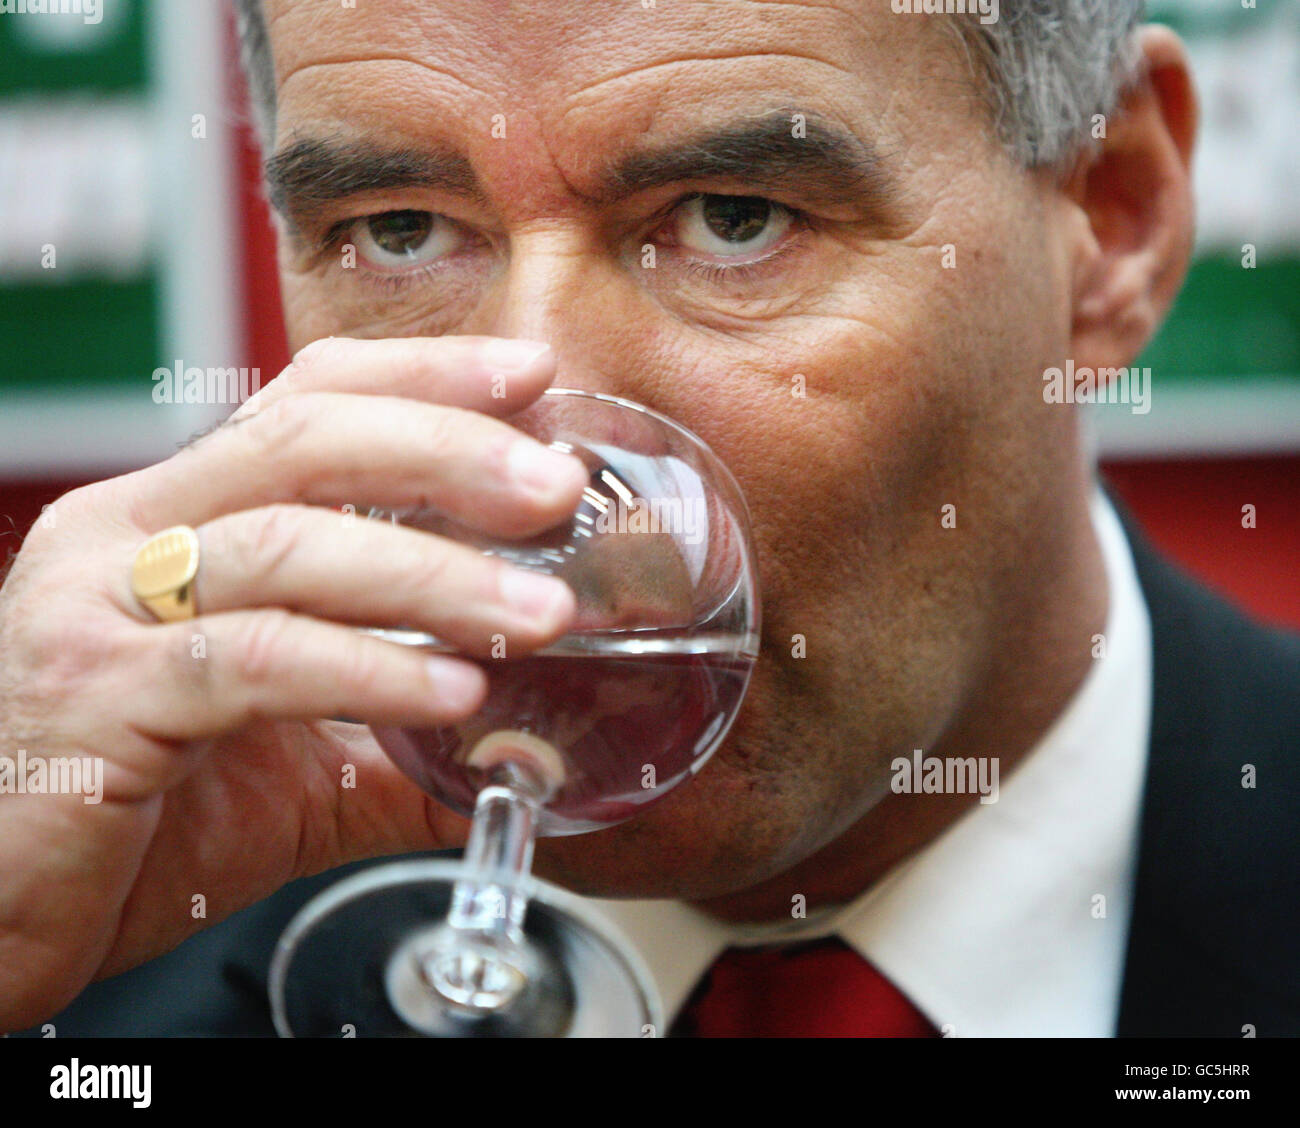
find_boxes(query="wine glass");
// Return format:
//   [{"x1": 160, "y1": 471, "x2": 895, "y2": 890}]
[{"x1": 270, "y1": 388, "x2": 761, "y2": 1037}]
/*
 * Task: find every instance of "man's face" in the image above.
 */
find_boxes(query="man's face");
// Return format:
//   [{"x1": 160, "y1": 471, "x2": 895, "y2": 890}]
[{"x1": 264, "y1": 0, "x2": 1086, "y2": 900}]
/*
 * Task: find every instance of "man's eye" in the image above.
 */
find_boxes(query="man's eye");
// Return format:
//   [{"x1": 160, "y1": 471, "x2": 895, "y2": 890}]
[
  {"x1": 347, "y1": 210, "x2": 459, "y2": 269},
  {"x1": 673, "y1": 194, "x2": 792, "y2": 258}
]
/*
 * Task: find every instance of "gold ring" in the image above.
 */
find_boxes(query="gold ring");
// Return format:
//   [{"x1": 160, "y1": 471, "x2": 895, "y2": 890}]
[{"x1": 132, "y1": 525, "x2": 201, "y2": 622}]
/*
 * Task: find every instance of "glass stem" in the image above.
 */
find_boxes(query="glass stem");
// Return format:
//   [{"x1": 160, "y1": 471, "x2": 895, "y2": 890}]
[
  {"x1": 447, "y1": 762, "x2": 545, "y2": 941},
  {"x1": 418, "y1": 761, "x2": 552, "y2": 1012}
]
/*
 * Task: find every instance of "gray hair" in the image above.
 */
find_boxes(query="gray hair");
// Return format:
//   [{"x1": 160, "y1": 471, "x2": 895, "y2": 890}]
[
  {"x1": 231, "y1": 0, "x2": 1145, "y2": 168},
  {"x1": 948, "y1": 1, "x2": 1147, "y2": 166},
  {"x1": 231, "y1": 0, "x2": 276, "y2": 148}
]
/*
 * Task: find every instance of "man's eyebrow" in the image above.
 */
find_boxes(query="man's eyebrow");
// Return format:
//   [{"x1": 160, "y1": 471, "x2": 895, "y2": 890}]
[
  {"x1": 596, "y1": 114, "x2": 891, "y2": 207},
  {"x1": 264, "y1": 137, "x2": 484, "y2": 226},
  {"x1": 263, "y1": 114, "x2": 890, "y2": 230}
]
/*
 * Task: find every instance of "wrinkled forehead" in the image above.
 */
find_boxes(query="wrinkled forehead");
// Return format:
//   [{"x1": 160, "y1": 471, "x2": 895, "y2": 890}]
[{"x1": 262, "y1": 0, "x2": 968, "y2": 183}]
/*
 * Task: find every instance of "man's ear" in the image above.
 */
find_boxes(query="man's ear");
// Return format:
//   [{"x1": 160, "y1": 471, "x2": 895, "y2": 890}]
[{"x1": 1063, "y1": 25, "x2": 1198, "y2": 372}]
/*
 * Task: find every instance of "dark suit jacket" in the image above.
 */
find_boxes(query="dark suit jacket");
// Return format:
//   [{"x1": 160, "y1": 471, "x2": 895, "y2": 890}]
[
  {"x1": 15, "y1": 505, "x2": 1300, "y2": 1036},
  {"x1": 1116, "y1": 506, "x2": 1300, "y2": 1036}
]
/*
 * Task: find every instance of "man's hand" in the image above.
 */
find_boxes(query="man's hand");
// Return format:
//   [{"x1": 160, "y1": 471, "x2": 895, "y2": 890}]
[{"x1": 0, "y1": 336, "x2": 587, "y2": 1031}]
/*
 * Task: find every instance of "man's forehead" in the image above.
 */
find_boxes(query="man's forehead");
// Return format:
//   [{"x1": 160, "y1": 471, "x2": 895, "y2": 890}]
[
  {"x1": 262, "y1": 0, "x2": 931, "y2": 117},
  {"x1": 260, "y1": 0, "x2": 954, "y2": 202}
]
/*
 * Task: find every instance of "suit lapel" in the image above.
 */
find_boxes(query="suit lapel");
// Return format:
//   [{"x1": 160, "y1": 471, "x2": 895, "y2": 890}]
[{"x1": 1114, "y1": 500, "x2": 1300, "y2": 1036}]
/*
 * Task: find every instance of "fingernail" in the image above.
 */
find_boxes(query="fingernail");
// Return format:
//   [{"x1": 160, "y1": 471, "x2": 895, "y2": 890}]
[
  {"x1": 425, "y1": 657, "x2": 486, "y2": 710},
  {"x1": 481, "y1": 339, "x2": 551, "y2": 372},
  {"x1": 499, "y1": 568, "x2": 573, "y2": 623},
  {"x1": 508, "y1": 441, "x2": 585, "y2": 498}
]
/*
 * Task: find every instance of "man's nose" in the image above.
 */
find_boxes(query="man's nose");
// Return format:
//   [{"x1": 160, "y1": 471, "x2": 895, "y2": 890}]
[
  {"x1": 462, "y1": 227, "x2": 629, "y2": 398},
  {"x1": 473, "y1": 231, "x2": 595, "y2": 358}
]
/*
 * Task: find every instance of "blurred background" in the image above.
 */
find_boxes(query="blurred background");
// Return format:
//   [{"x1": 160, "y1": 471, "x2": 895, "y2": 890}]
[{"x1": 1, "y1": 0, "x2": 1296, "y2": 625}]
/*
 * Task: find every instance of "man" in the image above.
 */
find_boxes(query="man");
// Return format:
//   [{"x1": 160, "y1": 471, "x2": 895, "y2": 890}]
[{"x1": 1, "y1": 0, "x2": 1296, "y2": 1037}]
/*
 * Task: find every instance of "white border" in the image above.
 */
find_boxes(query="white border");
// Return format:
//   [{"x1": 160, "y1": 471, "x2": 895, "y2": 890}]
[{"x1": 1092, "y1": 378, "x2": 1300, "y2": 458}]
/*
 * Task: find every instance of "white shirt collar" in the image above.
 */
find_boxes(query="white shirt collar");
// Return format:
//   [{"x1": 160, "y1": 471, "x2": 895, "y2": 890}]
[{"x1": 582, "y1": 489, "x2": 1153, "y2": 1035}]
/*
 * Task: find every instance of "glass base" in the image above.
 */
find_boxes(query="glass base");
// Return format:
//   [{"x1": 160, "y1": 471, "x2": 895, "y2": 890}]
[
  {"x1": 384, "y1": 920, "x2": 573, "y2": 1037},
  {"x1": 270, "y1": 859, "x2": 661, "y2": 1038}
]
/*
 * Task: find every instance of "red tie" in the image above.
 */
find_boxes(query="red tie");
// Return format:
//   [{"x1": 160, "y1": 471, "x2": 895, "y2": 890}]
[{"x1": 671, "y1": 936, "x2": 939, "y2": 1037}]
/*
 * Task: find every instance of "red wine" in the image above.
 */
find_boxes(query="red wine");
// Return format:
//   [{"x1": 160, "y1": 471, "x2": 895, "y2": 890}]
[{"x1": 370, "y1": 632, "x2": 755, "y2": 835}]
